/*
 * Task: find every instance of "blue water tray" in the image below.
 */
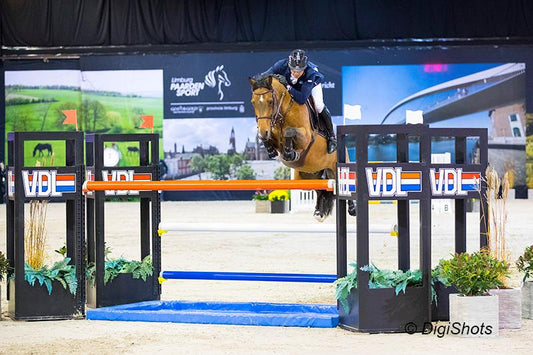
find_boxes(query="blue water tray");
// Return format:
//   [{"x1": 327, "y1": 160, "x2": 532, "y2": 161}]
[{"x1": 86, "y1": 300, "x2": 339, "y2": 328}]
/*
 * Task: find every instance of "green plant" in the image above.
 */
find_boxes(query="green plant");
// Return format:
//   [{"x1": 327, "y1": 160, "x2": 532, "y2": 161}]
[
  {"x1": 86, "y1": 255, "x2": 153, "y2": 285},
  {"x1": 235, "y1": 164, "x2": 257, "y2": 180},
  {"x1": 334, "y1": 262, "x2": 358, "y2": 313},
  {"x1": 516, "y1": 245, "x2": 533, "y2": 283},
  {"x1": 0, "y1": 251, "x2": 10, "y2": 281},
  {"x1": 252, "y1": 190, "x2": 269, "y2": 201},
  {"x1": 273, "y1": 166, "x2": 291, "y2": 180},
  {"x1": 24, "y1": 257, "x2": 77, "y2": 295},
  {"x1": 361, "y1": 264, "x2": 423, "y2": 295},
  {"x1": 439, "y1": 250, "x2": 509, "y2": 296},
  {"x1": 334, "y1": 263, "x2": 448, "y2": 313}
]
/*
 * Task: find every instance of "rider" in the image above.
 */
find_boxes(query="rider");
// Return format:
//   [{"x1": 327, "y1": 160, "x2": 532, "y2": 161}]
[{"x1": 262, "y1": 49, "x2": 337, "y2": 154}]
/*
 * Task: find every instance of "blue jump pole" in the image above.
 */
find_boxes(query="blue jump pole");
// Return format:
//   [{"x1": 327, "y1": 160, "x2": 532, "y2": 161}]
[{"x1": 161, "y1": 271, "x2": 337, "y2": 283}]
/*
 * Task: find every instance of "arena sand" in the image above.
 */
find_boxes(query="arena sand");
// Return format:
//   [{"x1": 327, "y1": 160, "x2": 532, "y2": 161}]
[{"x1": 1, "y1": 200, "x2": 533, "y2": 354}]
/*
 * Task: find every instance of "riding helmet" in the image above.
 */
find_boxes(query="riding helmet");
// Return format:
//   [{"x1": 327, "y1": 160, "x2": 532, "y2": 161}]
[{"x1": 288, "y1": 49, "x2": 308, "y2": 71}]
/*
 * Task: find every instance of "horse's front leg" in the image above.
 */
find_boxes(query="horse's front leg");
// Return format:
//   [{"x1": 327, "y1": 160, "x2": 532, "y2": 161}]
[
  {"x1": 262, "y1": 139, "x2": 278, "y2": 159},
  {"x1": 283, "y1": 127, "x2": 305, "y2": 161}
]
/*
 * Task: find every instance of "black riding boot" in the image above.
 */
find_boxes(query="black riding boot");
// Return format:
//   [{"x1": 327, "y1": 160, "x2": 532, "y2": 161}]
[{"x1": 319, "y1": 107, "x2": 337, "y2": 154}]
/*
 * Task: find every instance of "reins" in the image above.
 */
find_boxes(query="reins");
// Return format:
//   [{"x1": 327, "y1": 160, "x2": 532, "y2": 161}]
[{"x1": 253, "y1": 87, "x2": 293, "y2": 130}]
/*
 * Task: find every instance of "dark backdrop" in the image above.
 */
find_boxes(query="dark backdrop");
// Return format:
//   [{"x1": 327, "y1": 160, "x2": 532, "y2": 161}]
[{"x1": 2, "y1": 0, "x2": 533, "y2": 48}]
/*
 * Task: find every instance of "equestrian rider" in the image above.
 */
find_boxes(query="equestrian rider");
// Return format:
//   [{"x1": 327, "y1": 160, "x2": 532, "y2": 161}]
[{"x1": 262, "y1": 49, "x2": 337, "y2": 154}]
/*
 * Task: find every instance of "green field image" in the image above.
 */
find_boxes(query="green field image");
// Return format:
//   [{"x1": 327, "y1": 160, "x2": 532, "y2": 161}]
[
  {"x1": 23, "y1": 140, "x2": 67, "y2": 167},
  {"x1": 103, "y1": 142, "x2": 151, "y2": 167},
  {"x1": 5, "y1": 87, "x2": 164, "y2": 162}
]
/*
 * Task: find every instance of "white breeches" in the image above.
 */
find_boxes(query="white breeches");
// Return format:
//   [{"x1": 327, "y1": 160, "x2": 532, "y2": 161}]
[{"x1": 311, "y1": 84, "x2": 325, "y2": 113}]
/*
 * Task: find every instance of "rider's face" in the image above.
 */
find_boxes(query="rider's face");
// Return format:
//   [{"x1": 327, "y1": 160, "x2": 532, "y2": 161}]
[{"x1": 290, "y1": 69, "x2": 304, "y2": 79}]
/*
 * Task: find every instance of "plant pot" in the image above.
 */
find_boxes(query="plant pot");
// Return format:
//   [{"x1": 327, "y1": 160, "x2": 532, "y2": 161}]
[
  {"x1": 431, "y1": 282, "x2": 458, "y2": 321},
  {"x1": 270, "y1": 200, "x2": 289, "y2": 214},
  {"x1": 489, "y1": 287, "x2": 522, "y2": 328},
  {"x1": 449, "y1": 293, "x2": 498, "y2": 337},
  {"x1": 339, "y1": 286, "x2": 428, "y2": 333},
  {"x1": 522, "y1": 281, "x2": 533, "y2": 319},
  {"x1": 87, "y1": 273, "x2": 157, "y2": 308},
  {"x1": 254, "y1": 200, "x2": 270, "y2": 213},
  {"x1": 8, "y1": 278, "x2": 79, "y2": 320}
]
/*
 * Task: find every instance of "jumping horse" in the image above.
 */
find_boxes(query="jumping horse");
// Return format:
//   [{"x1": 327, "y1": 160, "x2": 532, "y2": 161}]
[{"x1": 249, "y1": 74, "x2": 355, "y2": 221}]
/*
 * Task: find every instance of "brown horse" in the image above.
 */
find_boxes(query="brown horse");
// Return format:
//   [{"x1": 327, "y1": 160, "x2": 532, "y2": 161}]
[{"x1": 249, "y1": 74, "x2": 343, "y2": 221}]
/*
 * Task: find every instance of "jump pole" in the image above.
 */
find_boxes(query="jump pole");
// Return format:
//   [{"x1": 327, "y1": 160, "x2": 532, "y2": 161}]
[
  {"x1": 157, "y1": 222, "x2": 394, "y2": 235},
  {"x1": 83, "y1": 179, "x2": 335, "y2": 193}
]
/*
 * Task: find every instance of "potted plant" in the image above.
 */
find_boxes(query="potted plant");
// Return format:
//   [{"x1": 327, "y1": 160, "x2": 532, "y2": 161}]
[
  {"x1": 483, "y1": 167, "x2": 522, "y2": 329},
  {"x1": 516, "y1": 245, "x2": 533, "y2": 319},
  {"x1": 9, "y1": 199, "x2": 79, "y2": 319},
  {"x1": 86, "y1": 248, "x2": 154, "y2": 308},
  {"x1": 439, "y1": 250, "x2": 509, "y2": 337},
  {"x1": 269, "y1": 190, "x2": 290, "y2": 213},
  {"x1": 335, "y1": 263, "x2": 449, "y2": 315},
  {"x1": 0, "y1": 251, "x2": 10, "y2": 317},
  {"x1": 252, "y1": 190, "x2": 270, "y2": 213}
]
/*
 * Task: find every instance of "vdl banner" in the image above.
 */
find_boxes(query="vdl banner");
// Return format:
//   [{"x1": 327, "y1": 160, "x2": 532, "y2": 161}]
[{"x1": 337, "y1": 167, "x2": 481, "y2": 198}]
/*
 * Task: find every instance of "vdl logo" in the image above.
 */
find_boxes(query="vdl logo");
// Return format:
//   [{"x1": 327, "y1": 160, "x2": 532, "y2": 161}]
[
  {"x1": 337, "y1": 167, "x2": 480, "y2": 197},
  {"x1": 366, "y1": 167, "x2": 421, "y2": 197},
  {"x1": 101, "y1": 170, "x2": 152, "y2": 196},
  {"x1": 22, "y1": 170, "x2": 76, "y2": 197}
]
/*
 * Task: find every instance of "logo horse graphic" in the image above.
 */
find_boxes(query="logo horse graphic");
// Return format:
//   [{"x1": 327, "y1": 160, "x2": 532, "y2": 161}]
[{"x1": 204, "y1": 65, "x2": 231, "y2": 101}]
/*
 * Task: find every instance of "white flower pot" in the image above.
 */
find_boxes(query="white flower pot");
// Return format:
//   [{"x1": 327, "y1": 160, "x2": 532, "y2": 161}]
[
  {"x1": 254, "y1": 200, "x2": 270, "y2": 213},
  {"x1": 489, "y1": 287, "x2": 522, "y2": 328},
  {"x1": 449, "y1": 293, "x2": 499, "y2": 337},
  {"x1": 523, "y1": 281, "x2": 533, "y2": 319}
]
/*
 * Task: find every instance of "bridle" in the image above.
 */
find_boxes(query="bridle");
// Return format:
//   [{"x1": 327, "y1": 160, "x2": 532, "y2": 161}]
[{"x1": 253, "y1": 87, "x2": 293, "y2": 130}]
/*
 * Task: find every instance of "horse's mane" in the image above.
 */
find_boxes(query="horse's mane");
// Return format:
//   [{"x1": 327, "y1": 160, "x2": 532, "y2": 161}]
[{"x1": 250, "y1": 74, "x2": 288, "y2": 90}]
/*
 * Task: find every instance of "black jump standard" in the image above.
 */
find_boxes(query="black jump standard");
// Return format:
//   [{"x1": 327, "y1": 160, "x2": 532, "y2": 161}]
[
  {"x1": 335, "y1": 124, "x2": 488, "y2": 333},
  {"x1": 6, "y1": 131, "x2": 85, "y2": 320}
]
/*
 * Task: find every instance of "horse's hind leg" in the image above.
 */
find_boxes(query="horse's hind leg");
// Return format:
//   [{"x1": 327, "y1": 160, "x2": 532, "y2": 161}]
[
  {"x1": 314, "y1": 190, "x2": 334, "y2": 222},
  {"x1": 347, "y1": 200, "x2": 356, "y2": 216}
]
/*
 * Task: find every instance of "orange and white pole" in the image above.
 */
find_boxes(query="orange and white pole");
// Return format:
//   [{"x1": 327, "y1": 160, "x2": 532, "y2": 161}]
[{"x1": 83, "y1": 179, "x2": 335, "y2": 193}]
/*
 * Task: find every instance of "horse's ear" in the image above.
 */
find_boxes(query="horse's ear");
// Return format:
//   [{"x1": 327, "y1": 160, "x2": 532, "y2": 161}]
[
  {"x1": 266, "y1": 75, "x2": 272, "y2": 87},
  {"x1": 248, "y1": 76, "x2": 257, "y2": 87}
]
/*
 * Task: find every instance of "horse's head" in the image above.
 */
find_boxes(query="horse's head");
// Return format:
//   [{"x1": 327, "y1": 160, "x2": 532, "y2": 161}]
[{"x1": 249, "y1": 74, "x2": 288, "y2": 141}]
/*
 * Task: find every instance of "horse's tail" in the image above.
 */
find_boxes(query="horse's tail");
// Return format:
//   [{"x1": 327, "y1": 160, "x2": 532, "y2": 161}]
[{"x1": 33, "y1": 146, "x2": 37, "y2": 157}]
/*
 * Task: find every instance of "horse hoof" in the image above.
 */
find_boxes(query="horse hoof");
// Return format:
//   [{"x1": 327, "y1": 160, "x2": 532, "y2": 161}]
[{"x1": 313, "y1": 210, "x2": 326, "y2": 222}]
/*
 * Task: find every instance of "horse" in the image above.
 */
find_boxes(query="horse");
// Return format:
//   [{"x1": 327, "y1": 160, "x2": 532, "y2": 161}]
[
  {"x1": 205, "y1": 65, "x2": 231, "y2": 100},
  {"x1": 249, "y1": 74, "x2": 355, "y2": 221},
  {"x1": 33, "y1": 143, "x2": 53, "y2": 157},
  {"x1": 127, "y1": 146, "x2": 139, "y2": 154}
]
